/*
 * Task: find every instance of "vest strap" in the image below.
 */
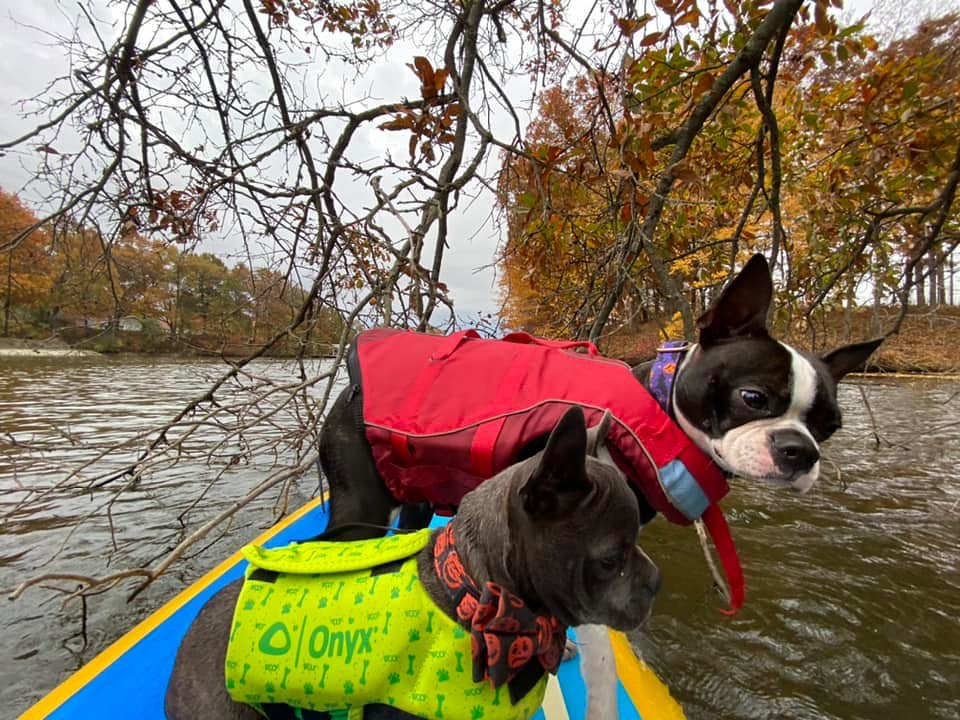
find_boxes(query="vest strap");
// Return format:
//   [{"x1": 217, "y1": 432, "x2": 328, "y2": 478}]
[
  {"x1": 469, "y1": 351, "x2": 532, "y2": 477},
  {"x1": 700, "y1": 503, "x2": 745, "y2": 614}
]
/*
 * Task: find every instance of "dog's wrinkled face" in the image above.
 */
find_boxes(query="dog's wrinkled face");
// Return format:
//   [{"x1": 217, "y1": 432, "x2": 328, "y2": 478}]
[
  {"x1": 507, "y1": 407, "x2": 660, "y2": 631},
  {"x1": 671, "y1": 254, "x2": 883, "y2": 493}
]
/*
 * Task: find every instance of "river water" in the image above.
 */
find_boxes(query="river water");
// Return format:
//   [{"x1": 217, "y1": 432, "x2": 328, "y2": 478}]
[{"x1": 1, "y1": 356, "x2": 958, "y2": 719}]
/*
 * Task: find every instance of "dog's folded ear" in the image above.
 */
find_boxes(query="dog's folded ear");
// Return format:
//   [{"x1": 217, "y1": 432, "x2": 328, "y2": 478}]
[
  {"x1": 697, "y1": 253, "x2": 773, "y2": 345},
  {"x1": 584, "y1": 409, "x2": 613, "y2": 457},
  {"x1": 821, "y1": 337, "x2": 884, "y2": 382},
  {"x1": 520, "y1": 406, "x2": 592, "y2": 519}
]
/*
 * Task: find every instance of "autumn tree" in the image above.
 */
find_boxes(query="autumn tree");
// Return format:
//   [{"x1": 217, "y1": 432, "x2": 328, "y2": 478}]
[
  {"x1": 498, "y1": 5, "x2": 959, "y2": 343},
  {"x1": 0, "y1": 188, "x2": 53, "y2": 334}
]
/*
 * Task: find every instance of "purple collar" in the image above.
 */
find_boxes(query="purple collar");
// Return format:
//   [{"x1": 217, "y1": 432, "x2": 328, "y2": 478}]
[{"x1": 647, "y1": 340, "x2": 692, "y2": 414}]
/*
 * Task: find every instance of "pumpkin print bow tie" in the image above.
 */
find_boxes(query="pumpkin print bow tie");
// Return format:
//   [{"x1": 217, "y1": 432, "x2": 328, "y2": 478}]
[{"x1": 433, "y1": 522, "x2": 567, "y2": 691}]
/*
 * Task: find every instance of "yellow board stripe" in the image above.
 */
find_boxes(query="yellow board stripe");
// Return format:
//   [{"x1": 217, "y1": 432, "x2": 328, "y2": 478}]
[
  {"x1": 20, "y1": 495, "x2": 328, "y2": 720},
  {"x1": 610, "y1": 630, "x2": 687, "y2": 720}
]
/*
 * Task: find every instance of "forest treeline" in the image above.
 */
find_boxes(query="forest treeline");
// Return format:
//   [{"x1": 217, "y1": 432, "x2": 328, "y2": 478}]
[{"x1": 0, "y1": 188, "x2": 342, "y2": 353}]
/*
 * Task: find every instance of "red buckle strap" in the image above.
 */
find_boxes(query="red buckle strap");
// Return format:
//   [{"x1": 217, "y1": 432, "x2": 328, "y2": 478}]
[
  {"x1": 468, "y1": 349, "x2": 532, "y2": 478},
  {"x1": 700, "y1": 503, "x2": 745, "y2": 614}
]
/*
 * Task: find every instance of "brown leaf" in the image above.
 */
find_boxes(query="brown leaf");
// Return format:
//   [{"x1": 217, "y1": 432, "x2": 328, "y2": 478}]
[
  {"x1": 433, "y1": 68, "x2": 449, "y2": 94},
  {"x1": 617, "y1": 18, "x2": 640, "y2": 37},
  {"x1": 671, "y1": 159, "x2": 699, "y2": 186},
  {"x1": 677, "y1": 8, "x2": 700, "y2": 26},
  {"x1": 380, "y1": 115, "x2": 414, "y2": 131},
  {"x1": 814, "y1": 1, "x2": 832, "y2": 36},
  {"x1": 640, "y1": 31, "x2": 663, "y2": 47},
  {"x1": 692, "y1": 71, "x2": 715, "y2": 99},
  {"x1": 410, "y1": 56, "x2": 435, "y2": 98}
]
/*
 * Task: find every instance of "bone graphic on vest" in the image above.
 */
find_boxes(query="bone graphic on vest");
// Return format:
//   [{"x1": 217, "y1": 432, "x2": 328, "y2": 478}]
[
  {"x1": 333, "y1": 581, "x2": 345, "y2": 601},
  {"x1": 425, "y1": 610, "x2": 435, "y2": 633},
  {"x1": 382, "y1": 610, "x2": 393, "y2": 634},
  {"x1": 239, "y1": 662, "x2": 251, "y2": 686},
  {"x1": 297, "y1": 588, "x2": 309, "y2": 608},
  {"x1": 454, "y1": 650, "x2": 464, "y2": 673},
  {"x1": 406, "y1": 575, "x2": 417, "y2": 592},
  {"x1": 359, "y1": 658, "x2": 370, "y2": 685},
  {"x1": 260, "y1": 587, "x2": 274, "y2": 606},
  {"x1": 280, "y1": 667, "x2": 291, "y2": 690},
  {"x1": 230, "y1": 620, "x2": 242, "y2": 643},
  {"x1": 435, "y1": 693, "x2": 446, "y2": 718},
  {"x1": 407, "y1": 654, "x2": 416, "y2": 676},
  {"x1": 318, "y1": 663, "x2": 330, "y2": 689}
]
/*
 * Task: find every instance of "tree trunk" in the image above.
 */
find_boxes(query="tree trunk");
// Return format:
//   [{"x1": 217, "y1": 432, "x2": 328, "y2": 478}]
[
  {"x1": 928, "y1": 249, "x2": 939, "y2": 307},
  {"x1": 914, "y1": 261, "x2": 925, "y2": 306},
  {"x1": 950, "y1": 252, "x2": 956, "y2": 306},
  {"x1": 936, "y1": 253, "x2": 946, "y2": 306},
  {"x1": 3, "y1": 251, "x2": 11, "y2": 336}
]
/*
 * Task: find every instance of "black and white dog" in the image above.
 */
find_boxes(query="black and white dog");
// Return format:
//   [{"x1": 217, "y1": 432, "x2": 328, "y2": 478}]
[
  {"x1": 634, "y1": 253, "x2": 883, "y2": 495},
  {"x1": 316, "y1": 253, "x2": 882, "y2": 718},
  {"x1": 320, "y1": 254, "x2": 882, "y2": 532}
]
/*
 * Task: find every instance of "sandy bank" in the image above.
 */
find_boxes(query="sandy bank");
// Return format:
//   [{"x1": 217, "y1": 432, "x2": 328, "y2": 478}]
[
  {"x1": 0, "y1": 337, "x2": 100, "y2": 357},
  {"x1": 0, "y1": 347, "x2": 100, "y2": 357}
]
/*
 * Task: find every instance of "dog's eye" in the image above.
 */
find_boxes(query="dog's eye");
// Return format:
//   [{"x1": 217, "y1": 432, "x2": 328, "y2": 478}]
[
  {"x1": 596, "y1": 554, "x2": 623, "y2": 576},
  {"x1": 740, "y1": 389, "x2": 768, "y2": 410}
]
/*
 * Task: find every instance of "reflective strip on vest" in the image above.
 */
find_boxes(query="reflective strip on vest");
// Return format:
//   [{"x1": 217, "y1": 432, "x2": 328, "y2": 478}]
[{"x1": 658, "y1": 459, "x2": 710, "y2": 521}]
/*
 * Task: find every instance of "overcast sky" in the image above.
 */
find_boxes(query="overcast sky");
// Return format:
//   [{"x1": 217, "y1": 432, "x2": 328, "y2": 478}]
[{"x1": 0, "y1": 0, "x2": 517, "y2": 318}]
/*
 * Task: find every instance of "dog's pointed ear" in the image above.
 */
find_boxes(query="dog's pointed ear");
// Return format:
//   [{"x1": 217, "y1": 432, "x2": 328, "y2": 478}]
[
  {"x1": 821, "y1": 337, "x2": 884, "y2": 383},
  {"x1": 520, "y1": 406, "x2": 591, "y2": 519},
  {"x1": 697, "y1": 253, "x2": 773, "y2": 345},
  {"x1": 584, "y1": 410, "x2": 613, "y2": 458}
]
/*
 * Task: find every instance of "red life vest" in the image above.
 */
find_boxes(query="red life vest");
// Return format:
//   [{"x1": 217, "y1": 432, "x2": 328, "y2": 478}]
[{"x1": 350, "y1": 328, "x2": 744, "y2": 611}]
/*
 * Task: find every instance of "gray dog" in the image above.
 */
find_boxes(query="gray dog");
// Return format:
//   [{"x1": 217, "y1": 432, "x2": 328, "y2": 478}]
[{"x1": 165, "y1": 407, "x2": 660, "y2": 720}]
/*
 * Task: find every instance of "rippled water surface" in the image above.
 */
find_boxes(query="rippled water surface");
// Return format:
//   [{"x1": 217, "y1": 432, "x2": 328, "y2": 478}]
[{"x1": 1, "y1": 356, "x2": 958, "y2": 719}]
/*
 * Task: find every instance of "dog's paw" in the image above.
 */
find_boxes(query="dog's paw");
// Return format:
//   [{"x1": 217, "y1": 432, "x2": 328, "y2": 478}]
[{"x1": 563, "y1": 638, "x2": 578, "y2": 662}]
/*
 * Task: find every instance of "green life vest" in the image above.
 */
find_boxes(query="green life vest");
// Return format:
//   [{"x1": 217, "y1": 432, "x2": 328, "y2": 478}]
[{"x1": 225, "y1": 529, "x2": 547, "y2": 720}]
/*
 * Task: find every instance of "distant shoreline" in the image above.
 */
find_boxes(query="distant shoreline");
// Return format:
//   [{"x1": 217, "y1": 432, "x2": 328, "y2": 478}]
[{"x1": 0, "y1": 347, "x2": 100, "y2": 357}]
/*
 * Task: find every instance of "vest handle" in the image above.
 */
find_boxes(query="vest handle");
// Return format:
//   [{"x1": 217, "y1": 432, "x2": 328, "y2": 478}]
[{"x1": 501, "y1": 331, "x2": 600, "y2": 357}]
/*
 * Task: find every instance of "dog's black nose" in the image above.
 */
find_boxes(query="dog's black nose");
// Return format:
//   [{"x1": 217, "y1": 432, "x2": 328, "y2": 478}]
[{"x1": 771, "y1": 429, "x2": 820, "y2": 472}]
